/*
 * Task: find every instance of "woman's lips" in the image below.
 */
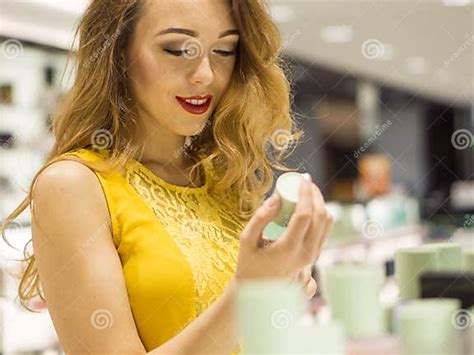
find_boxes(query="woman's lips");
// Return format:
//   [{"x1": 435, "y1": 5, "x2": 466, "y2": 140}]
[{"x1": 176, "y1": 96, "x2": 212, "y2": 115}]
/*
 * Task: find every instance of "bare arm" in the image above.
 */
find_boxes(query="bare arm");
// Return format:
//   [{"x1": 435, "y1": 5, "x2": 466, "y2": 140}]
[
  {"x1": 155, "y1": 277, "x2": 239, "y2": 355},
  {"x1": 32, "y1": 160, "x2": 239, "y2": 355}
]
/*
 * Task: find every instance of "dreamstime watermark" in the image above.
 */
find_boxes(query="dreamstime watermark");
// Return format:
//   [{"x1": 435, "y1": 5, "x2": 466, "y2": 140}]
[
  {"x1": 451, "y1": 309, "x2": 473, "y2": 330},
  {"x1": 172, "y1": 118, "x2": 213, "y2": 158},
  {"x1": 82, "y1": 0, "x2": 138, "y2": 69},
  {"x1": 361, "y1": 39, "x2": 384, "y2": 60},
  {"x1": 271, "y1": 309, "x2": 294, "y2": 329},
  {"x1": 451, "y1": 129, "x2": 473, "y2": 150},
  {"x1": 270, "y1": 129, "x2": 293, "y2": 151},
  {"x1": 90, "y1": 308, "x2": 114, "y2": 330},
  {"x1": 353, "y1": 120, "x2": 392, "y2": 158},
  {"x1": 281, "y1": 29, "x2": 302, "y2": 50},
  {"x1": 361, "y1": 220, "x2": 384, "y2": 239},
  {"x1": 1, "y1": 39, "x2": 23, "y2": 59},
  {"x1": 181, "y1": 38, "x2": 204, "y2": 59},
  {"x1": 464, "y1": 214, "x2": 474, "y2": 228},
  {"x1": 83, "y1": 32, "x2": 120, "y2": 69},
  {"x1": 450, "y1": 213, "x2": 474, "y2": 242},
  {"x1": 83, "y1": 219, "x2": 111, "y2": 249},
  {"x1": 91, "y1": 129, "x2": 114, "y2": 150},
  {"x1": 443, "y1": 34, "x2": 474, "y2": 69},
  {"x1": 0, "y1": 135, "x2": 15, "y2": 151}
]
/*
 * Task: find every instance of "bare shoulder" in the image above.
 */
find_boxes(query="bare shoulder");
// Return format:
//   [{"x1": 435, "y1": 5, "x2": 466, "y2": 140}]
[
  {"x1": 34, "y1": 159, "x2": 104, "y2": 196},
  {"x1": 31, "y1": 159, "x2": 111, "y2": 247}
]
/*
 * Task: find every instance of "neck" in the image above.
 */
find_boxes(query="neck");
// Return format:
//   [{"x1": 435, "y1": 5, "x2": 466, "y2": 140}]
[{"x1": 134, "y1": 111, "x2": 191, "y2": 170}]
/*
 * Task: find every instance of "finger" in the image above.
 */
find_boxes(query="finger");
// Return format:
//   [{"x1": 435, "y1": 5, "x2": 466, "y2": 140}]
[
  {"x1": 303, "y1": 264, "x2": 312, "y2": 284},
  {"x1": 305, "y1": 184, "x2": 329, "y2": 259},
  {"x1": 296, "y1": 264, "x2": 312, "y2": 284},
  {"x1": 240, "y1": 192, "x2": 281, "y2": 251},
  {"x1": 315, "y1": 211, "x2": 334, "y2": 261},
  {"x1": 303, "y1": 278, "x2": 318, "y2": 301},
  {"x1": 278, "y1": 174, "x2": 313, "y2": 251}
]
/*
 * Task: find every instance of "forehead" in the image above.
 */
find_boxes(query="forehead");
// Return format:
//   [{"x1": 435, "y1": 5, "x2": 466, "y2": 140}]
[{"x1": 140, "y1": 0, "x2": 236, "y2": 36}]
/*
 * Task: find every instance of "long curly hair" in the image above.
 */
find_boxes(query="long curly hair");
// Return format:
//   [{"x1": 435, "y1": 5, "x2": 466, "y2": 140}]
[{"x1": 1, "y1": 0, "x2": 303, "y2": 311}]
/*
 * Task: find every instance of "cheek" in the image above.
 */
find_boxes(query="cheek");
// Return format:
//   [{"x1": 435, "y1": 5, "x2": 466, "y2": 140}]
[
  {"x1": 132, "y1": 50, "x2": 173, "y2": 94},
  {"x1": 219, "y1": 60, "x2": 237, "y2": 88}
]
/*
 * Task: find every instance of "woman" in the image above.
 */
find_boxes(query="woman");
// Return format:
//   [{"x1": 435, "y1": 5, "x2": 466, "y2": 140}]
[{"x1": 1, "y1": 0, "x2": 333, "y2": 353}]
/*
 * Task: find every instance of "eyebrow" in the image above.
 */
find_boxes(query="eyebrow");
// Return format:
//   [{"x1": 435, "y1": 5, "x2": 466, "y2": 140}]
[{"x1": 156, "y1": 27, "x2": 240, "y2": 38}]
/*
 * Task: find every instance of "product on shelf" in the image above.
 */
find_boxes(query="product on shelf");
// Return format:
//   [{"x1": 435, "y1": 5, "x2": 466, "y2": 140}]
[
  {"x1": 395, "y1": 247, "x2": 438, "y2": 300},
  {"x1": 325, "y1": 193, "x2": 421, "y2": 246},
  {"x1": 323, "y1": 263, "x2": 386, "y2": 339},
  {"x1": 236, "y1": 279, "x2": 304, "y2": 353},
  {"x1": 397, "y1": 298, "x2": 460, "y2": 355},
  {"x1": 236, "y1": 278, "x2": 347, "y2": 354},
  {"x1": 288, "y1": 320, "x2": 346, "y2": 354},
  {"x1": 422, "y1": 243, "x2": 463, "y2": 271},
  {"x1": 365, "y1": 194, "x2": 420, "y2": 230},
  {"x1": 464, "y1": 250, "x2": 474, "y2": 272},
  {"x1": 395, "y1": 242, "x2": 465, "y2": 300},
  {"x1": 326, "y1": 202, "x2": 366, "y2": 244}
]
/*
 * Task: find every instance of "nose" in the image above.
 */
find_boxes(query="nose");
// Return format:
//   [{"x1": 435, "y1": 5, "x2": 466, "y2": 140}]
[{"x1": 190, "y1": 55, "x2": 214, "y2": 86}]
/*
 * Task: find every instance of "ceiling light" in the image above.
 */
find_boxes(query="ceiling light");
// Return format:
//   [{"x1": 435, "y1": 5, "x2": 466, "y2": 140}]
[
  {"x1": 269, "y1": 4, "x2": 296, "y2": 23},
  {"x1": 405, "y1": 56, "x2": 430, "y2": 75},
  {"x1": 320, "y1": 25, "x2": 354, "y2": 43},
  {"x1": 32, "y1": 0, "x2": 90, "y2": 15},
  {"x1": 442, "y1": 0, "x2": 473, "y2": 6}
]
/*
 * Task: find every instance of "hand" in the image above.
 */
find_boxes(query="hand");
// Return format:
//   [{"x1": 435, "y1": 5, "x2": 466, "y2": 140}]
[
  {"x1": 294, "y1": 265, "x2": 318, "y2": 301},
  {"x1": 235, "y1": 174, "x2": 333, "y2": 281}
]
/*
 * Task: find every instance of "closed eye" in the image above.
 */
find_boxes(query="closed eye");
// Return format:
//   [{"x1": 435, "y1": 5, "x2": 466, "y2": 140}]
[{"x1": 163, "y1": 49, "x2": 235, "y2": 57}]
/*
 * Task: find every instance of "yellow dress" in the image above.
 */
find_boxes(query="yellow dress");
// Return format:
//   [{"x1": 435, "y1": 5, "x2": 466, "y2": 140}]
[{"x1": 60, "y1": 147, "x2": 247, "y2": 354}]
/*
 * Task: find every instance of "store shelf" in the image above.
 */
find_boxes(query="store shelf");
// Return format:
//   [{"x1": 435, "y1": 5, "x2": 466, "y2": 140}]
[{"x1": 318, "y1": 224, "x2": 427, "y2": 267}]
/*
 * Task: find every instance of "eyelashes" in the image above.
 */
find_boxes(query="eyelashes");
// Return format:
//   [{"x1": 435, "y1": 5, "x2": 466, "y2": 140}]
[{"x1": 163, "y1": 49, "x2": 236, "y2": 57}]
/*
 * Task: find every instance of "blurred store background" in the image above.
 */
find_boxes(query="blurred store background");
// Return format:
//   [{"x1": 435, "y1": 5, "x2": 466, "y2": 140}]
[{"x1": 0, "y1": 0, "x2": 473, "y2": 354}]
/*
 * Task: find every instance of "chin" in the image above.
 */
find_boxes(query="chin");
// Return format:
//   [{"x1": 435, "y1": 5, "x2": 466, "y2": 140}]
[{"x1": 172, "y1": 125, "x2": 204, "y2": 138}]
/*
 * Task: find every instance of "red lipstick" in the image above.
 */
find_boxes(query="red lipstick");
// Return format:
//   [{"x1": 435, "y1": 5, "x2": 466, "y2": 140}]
[{"x1": 176, "y1": 95, "x2": 212, "y2": 115}]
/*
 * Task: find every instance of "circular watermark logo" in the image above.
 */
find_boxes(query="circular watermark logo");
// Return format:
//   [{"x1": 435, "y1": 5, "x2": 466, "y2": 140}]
[
  {"x1": 361, "y1": 39, "x2": 384, "y2": 60},
  {"x1": 271, "y1": 309, "x2": 293, "y2": 329},
  {"x1": 451, "y1": 309, "x2": 472, "y2": 330},
  {"x1": 270, "y1": 129, "x2": 292, "y2": 151},
  {"x1": 451, "y1": 129, "x2": 472, "y2": 150},
  {"x1": 2, "y1": 39, "x2": 23, "y2": 59},
  {"x1": 181, "y1": 38, "x2": 204, "y2": 59},
  {"x1": 91, "y1": 129, "x2": 114, "y2": 150},
  {"x1": 362, "y1": 220, "x2": 384, "y2": 239},
  {"x1": 90, "y1": 308, "x2": 113, "y2": 330}
]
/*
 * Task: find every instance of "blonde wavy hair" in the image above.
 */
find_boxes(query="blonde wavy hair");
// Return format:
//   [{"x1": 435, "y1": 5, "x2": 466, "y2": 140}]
[{"x1": 1, "y1": 0, "x2": 303, "y2": 311}]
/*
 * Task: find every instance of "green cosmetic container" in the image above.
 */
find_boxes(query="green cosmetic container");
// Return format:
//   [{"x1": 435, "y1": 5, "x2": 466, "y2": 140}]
[
  {"x1": 398, "y1": 298, "x2": 460, "y2": 355},
  {"x1": 464, "y1": 249, "x2": 474, "y2": 272},
  {"x1": 422, "y1": 243, "x2": 463, "y2": 271},
  {"x1": 395, "y1": 247, "x2": 438, "y2": 300},
  {"x1": 263, "y1": 172, "x2": 305, "y2": 241},
  {"x1": 323, "y1": 264, "x2": 386, "y2": 339},
  {"x1": 236, "y1": 278, "x2": 304, "y2": 353}
]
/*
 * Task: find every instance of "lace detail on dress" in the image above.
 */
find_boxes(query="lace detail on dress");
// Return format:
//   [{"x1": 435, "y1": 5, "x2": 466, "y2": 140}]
[{"x1": 126, "y1": 159, "x2": 247, "y2": 319}]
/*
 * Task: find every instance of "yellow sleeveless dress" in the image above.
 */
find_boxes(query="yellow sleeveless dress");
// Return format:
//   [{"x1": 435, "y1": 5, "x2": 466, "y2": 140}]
[{"x1": 60, "y1": 147, "x2": 247, "y2": 354}]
